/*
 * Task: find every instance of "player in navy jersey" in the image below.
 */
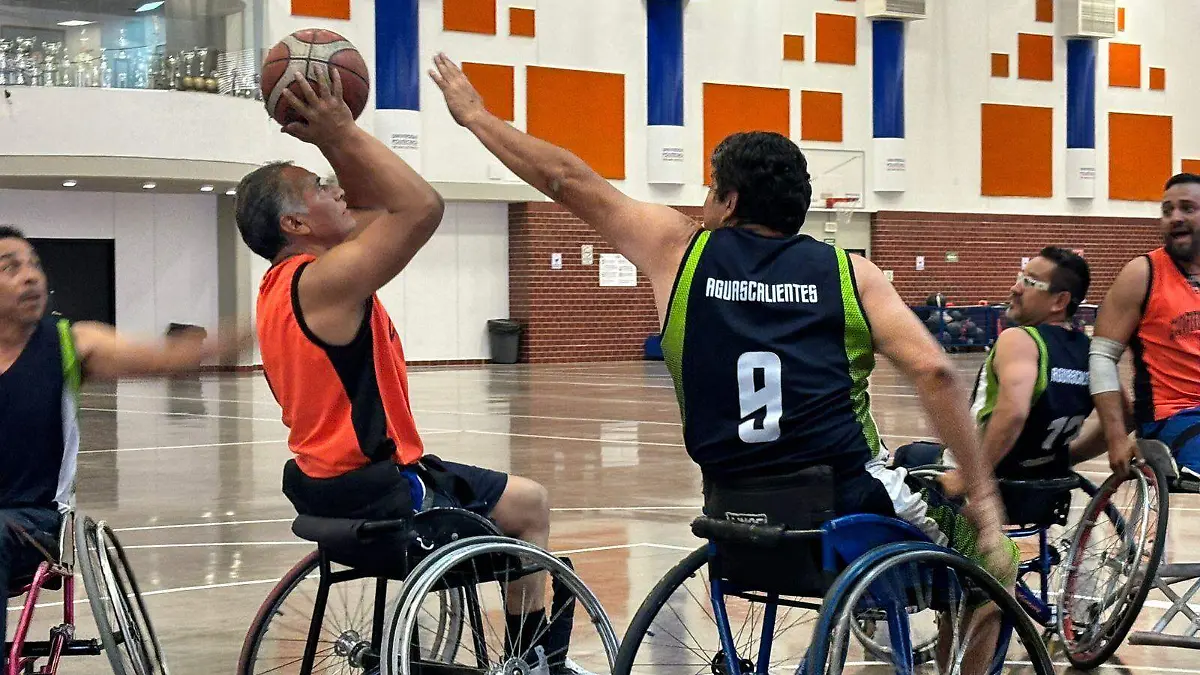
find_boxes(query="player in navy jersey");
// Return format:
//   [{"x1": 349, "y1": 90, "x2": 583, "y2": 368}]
[
  {"x1": 0, "y1": 226, "x2": 245, "y2": 662},
  {"x1": 431, "y1": 53, "x2": 1017, "y2": 671}
]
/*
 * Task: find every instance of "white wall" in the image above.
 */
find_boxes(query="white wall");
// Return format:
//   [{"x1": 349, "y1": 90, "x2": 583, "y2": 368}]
[{"x1": 0, "y1": 189, "x2": 219, "y2": 336}]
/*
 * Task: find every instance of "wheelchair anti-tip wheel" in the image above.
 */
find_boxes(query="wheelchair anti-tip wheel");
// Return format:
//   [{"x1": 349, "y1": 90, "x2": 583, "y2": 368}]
[
  {"x1": 1056, "y1": 459, "x2": 1168, "y2": 670},
  {"x1": 75, "y1": 513, "x2": 169, "y2": 675},
  {"x1": 383, "y1": 536, "x2": 619, "y2": 675}
]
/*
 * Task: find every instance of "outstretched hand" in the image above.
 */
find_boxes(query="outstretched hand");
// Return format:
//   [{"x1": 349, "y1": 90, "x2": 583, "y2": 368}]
[{"x1": 428, "y1": 52, "x2": 487, "y2": 128}]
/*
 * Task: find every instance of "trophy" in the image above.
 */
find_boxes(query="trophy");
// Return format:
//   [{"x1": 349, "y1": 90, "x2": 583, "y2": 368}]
[
  {"x1": 0, "y1": 39, "x2": 12, "y2": 86},
  {"x1": 14, "y1": 37, "x2": 34, "y2": 85},
  {"x1": 180, "y1": 48, "x2": 196, "y2": 89},
  {"x1": 113, "y1": 28, "x2": 130, "y2": 88},
  {"x1": 41, "y1": 42, "x2": 61, "y2": 87}
]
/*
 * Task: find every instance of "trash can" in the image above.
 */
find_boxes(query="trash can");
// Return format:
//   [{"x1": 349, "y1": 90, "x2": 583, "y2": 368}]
[
  {"x1": 643, "y1": 334, "x2": 663, "y2": 361},
  {"x1": 487, "y1": 319, "x2": 522, "y2": 364}
]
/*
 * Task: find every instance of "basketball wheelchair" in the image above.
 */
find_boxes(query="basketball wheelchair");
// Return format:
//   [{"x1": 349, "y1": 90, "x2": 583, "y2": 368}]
[
  {"x1": 5, "y1": 506, "x2": 167, "y2": 675},
  {"x1": 237, "y1": 503, "x2": 619, "y2": 675},
  {"x1": 854, "y1": 439, "x2": 1169, "y2": 670},
  {"x1": 614, "y1": 464, "x2": 1057, "y2": 675}
]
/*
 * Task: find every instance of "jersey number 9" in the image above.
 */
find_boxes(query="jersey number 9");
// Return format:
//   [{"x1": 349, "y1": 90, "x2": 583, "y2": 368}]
[{"x1": 738, "y1": 351, "x2": 783, "y2": 443}]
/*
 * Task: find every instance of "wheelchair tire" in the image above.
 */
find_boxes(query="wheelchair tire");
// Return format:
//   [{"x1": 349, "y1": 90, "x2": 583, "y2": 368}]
[
  {"x1": 806, "y1": 544, "x2": 1054, "y2": 675},
  {"x1": 75, "y1": 514, "x2": 168, "y2": 675},
  {"x1": 613, "y1": 546, "x2": 708, "y2": 675},
  {"x1": 1057, "y1": 460, "x2": 1169, "y2": 670}
]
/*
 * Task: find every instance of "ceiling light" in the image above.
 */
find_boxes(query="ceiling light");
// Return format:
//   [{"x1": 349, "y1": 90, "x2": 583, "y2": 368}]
[
  {"x1": 62, "y1": 179, "x2": 77, "y2": 187},
  {"x1": 57, "y1": 20, "x2": 94, "y2": 27},
  {"x1": 200, "y1": 185, "x2": 214, "y2": 192},
  {"x1": 225, "y1": 188, "x2": 236, "y2": 196},
  {"x1": 142, "y1": 182, "x2": 156, "y2": 189},
  {"x1": 135, "y1": 1, "x2": 165, "y2": 12}
]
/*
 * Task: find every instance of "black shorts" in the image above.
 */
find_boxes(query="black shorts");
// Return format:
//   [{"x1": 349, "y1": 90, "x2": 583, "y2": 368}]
[
  {"x1": 430, "y1": 459, "x2": 509, "y2": 516},
  {"x1": 282, "y1": 455, "x2": 509, "y2": 521}
]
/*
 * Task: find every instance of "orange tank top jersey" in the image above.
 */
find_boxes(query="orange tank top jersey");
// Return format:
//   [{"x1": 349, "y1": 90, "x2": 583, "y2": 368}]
[
  {"x1": 1132, "y1": 248, "x2": 1200, "y2": 424},
  {"x1": 256, "y1": 254, "x2": 424, "y2": 478}
]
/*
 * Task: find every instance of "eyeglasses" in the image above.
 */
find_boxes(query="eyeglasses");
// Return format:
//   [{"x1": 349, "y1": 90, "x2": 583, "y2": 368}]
[{"x1": 1016, "y1": 272, "x2": 1051, "y2": 291}]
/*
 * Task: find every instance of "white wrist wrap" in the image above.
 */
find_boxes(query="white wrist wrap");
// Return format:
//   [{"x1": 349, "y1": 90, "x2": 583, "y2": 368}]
[{"x1": 1089, "y1": 337, "x2": 1125, "y2": 396}]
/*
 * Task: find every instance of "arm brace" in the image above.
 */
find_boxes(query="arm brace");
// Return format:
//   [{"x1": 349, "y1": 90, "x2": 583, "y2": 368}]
[{"x1": 1089, "y1": 336, "x2": 1125, "y2": 396}]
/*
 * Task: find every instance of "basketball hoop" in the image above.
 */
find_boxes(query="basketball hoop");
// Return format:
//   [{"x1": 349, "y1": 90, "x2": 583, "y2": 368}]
[{"x1": 825, "y1": 196, "x2": 857, "y2": 231}]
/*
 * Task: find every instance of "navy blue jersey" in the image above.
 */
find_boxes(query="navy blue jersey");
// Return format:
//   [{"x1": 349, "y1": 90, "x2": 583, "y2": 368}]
[
  {"x1": 661, "y1": 228, "x2": 880, "y2": 480},
  {"x1": 0, "y1": 316, "x2": 81, "y2": 509},
  {"x1": 971, "y1": 324, "x2": 1093, "y2": 478}
]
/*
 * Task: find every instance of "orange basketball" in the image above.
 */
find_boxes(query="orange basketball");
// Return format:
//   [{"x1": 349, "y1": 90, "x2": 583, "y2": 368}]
[{"x1": 261, "y1": 29, "x2": 370, "y2": 126}]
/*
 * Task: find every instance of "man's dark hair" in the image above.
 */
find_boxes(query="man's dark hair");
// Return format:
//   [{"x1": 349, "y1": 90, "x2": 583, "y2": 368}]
[
  {"x1": 0, "y1": 225, "x2": 28, "y2": 243},
  {"x1": 710, "y1": 132, "x2": 813, "y2": 236},
  {"x1": 1040, "y1": 246, "x2": 1090, "y2": 317},
  {"x1": 235, "y1": 161, "x2": 300, "y2": 261},
  {"x1": 1165, "y1": 173, "x2": 1200, "y2": 191}
]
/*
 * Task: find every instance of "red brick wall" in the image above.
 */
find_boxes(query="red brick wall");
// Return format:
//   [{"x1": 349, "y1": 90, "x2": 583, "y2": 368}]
[
  {"x1": 872, "y1": 211, "x2": 1161, "y2": 306},
  {"x1": 508, "y1": 203, "x2": 700, "y2": 363}
]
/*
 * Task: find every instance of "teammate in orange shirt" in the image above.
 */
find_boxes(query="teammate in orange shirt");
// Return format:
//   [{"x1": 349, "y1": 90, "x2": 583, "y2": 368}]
[
  {"x1": 1091, "y1": 173, "x2": 1200, "y2": 492},
  {"x1": 235, "y1": 70, "x2": 580, "y2": 672}
]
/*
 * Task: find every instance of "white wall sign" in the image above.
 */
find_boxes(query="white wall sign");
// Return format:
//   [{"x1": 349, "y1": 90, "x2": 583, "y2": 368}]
[
  {"x1": 551, "y1": 252, "x2": 562, "y2": 270},
  {"x1": 599, "y1": 253, "x2": 637, "y2": 287},
  {"x1": 916, "y1": 256, "x2": 925, "y2": 271},
  {"x1": 581, "y1": 244, "x2": 594, "y2": 266}
]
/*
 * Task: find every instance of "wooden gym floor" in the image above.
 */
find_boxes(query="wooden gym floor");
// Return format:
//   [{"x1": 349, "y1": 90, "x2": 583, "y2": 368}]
[{"x1": 7, "y1": 355, "x2": 1199, "y2": 674}]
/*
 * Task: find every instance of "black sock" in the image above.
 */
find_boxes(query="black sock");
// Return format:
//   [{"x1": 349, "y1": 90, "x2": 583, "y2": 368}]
[{"x1": 504, "y1": 608, "x2": 548, "y2": 661}]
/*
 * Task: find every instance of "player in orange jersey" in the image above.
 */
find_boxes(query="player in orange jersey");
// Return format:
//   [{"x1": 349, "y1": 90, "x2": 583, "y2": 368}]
[{"x1": 1091, "y1": 173, "x2": 1200, "y2": 492}]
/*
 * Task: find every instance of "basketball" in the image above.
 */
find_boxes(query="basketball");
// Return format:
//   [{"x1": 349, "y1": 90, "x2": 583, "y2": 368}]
[{"x1": 261, "y1": 29, "x2": 370, "y2": 126}]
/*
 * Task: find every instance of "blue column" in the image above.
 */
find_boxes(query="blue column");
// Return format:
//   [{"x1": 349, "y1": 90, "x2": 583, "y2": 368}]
[
  {"x1": 376, "y1": 0, "x2": 419, "y2": 111},
  {"x1": 872, "y1": 20, "x2": 905, "y2": 139},
  {"x1": 1066, "y1": 39, "x2": 1097, "y2": 150},
  {"x1": 646, "y1": 0, "x2": 684, "y2": 126}
]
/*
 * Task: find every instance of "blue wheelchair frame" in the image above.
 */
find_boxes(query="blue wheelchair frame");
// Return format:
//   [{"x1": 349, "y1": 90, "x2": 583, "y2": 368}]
[{"x1": 703, "y1": 514, "x2": 1015, "y2": 675}]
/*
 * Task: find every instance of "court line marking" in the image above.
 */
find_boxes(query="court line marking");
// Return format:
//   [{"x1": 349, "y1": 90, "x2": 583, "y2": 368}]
[
  {"x1": 113, "y1": 506, "x2": 707, "y2": 534},
  {"x1": 79, "y1": 439, "x2": 289, "y2": 454}
]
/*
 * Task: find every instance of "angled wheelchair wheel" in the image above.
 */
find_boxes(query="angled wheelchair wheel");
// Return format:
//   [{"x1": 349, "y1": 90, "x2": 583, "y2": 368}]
[
  {"x1": 237, "y1": 551, "x2": 463, "y2": 674},
  {"x1": 1056, "y1": 459, "x2": 1168, "y2": 670},
  {"x1": 75, "y1": 514, "x2": 168, "y2": 675},
  {"x1": 384, "y1": 536, "x2": 619, "y2": 675},
  {"x1": 614, "y1": 546, "x2": 824, "y2": 675},
  {"x1": 806, "y1": 543, "x2": 1054, "y2": 675}
]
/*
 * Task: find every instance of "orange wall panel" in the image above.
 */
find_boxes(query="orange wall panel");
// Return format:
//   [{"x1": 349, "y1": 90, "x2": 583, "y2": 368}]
[
  {"x1": 1118, "y1": 7, "x2": 1127, "y2": 31},
  {"x1": 462, "y1": 63, "x2": 514, "y2": 121},
  {"x1": 444, "y1": 0, "x2": 496, "y2": 35},
  {"x1": 1184, "y1": 160, "x2": 1200, "y2": 175},
  {"x1": 1109, "y1": 43, "x2": 1141, "y2": 88},
  {"x1": 527, "y1": 66, "x2": 625, "y2": 180},
  {"x1": 801, "y1": 91, "x2": 843, "y2": 142},
  {"x1": 783, "y1": 35, "x2": 805, "y2": 61},
  {"x1": 815, "y1": 13, "x2": 856, "y2": 65},
  {"x1": 1017, "y1": 34, "x2": 1053, "y2": 81},
  {"x1": 291, "y1": 0, "x2": 350, "y2": 19},
  {"x1": 991, "y1": 53, "x2": 1010, "y2": 78},
  {"x1": 1150, "y1": 67, "x2": 1166, "y2": 91},
  {"x1": 1109, "y1": 113, "x2": 1173, "y2": 201},
  {"x1": 702, "y1": 83, "x2": 790, "y2": 184},
  {"x1": 509, "y1": 8, "x2": 535, "y2": 37},
  {"x1": 1035, "y1": 0, "x2": 1054, "y2": 22},
  {"x1": 981, "y1": 104, "x2": 1053, "y2": 198}
]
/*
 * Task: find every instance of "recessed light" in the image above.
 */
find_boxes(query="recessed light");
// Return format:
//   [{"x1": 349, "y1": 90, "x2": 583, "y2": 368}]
[
  {"x1": 142, "y1": 182, "x2": 157, "y2": 189},
  {"x1": 225, "y1": 188, "x2": 237, "y2": 196},
  {"x1": 57, "y1": 20, "x2": 94, "y2": 27},
  {"x1": 200, "y1": 185, "x2": 214, "y2": 192},
  {"x1": 62, "y1": 179, "x2": 77, "y2": 187},
  {"x1": 135, "y1": 1, "x2": 165, "y2": 12}
]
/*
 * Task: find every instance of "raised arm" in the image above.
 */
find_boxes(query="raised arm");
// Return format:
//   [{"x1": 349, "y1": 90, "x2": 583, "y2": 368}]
[
  {"x1": 280, "y1": 70, "x2": 445, "y2": 330},
  {"x1": 428, "y1": 53, "x2": 696, "y2": 316},
  {"x1": 1089, "y1": 256, "x2": 1150, "y2": 477}
]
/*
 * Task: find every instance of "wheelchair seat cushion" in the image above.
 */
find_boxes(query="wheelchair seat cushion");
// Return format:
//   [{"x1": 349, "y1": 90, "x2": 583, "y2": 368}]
[
  {"x1": 997, "y1": 474, "x2": 1079, "y2": 527},
  {"x1": 701, "y1": 465, "x2": 838, "y2": 598}
]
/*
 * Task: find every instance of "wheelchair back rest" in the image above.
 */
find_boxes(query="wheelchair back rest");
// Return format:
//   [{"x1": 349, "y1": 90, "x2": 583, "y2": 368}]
[
  {"x1": 699, "y1": 465, "x2": 837, "y2": 598},
  {"x1": 820, "y1": 514, "x2": 932, "y2": 571},
  {"x1": 891, "y1": 441, "x2": 945, "y2": 470},
  {"x1": 997, "y1": 475, "x2": 1080, "y2": 528}
]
